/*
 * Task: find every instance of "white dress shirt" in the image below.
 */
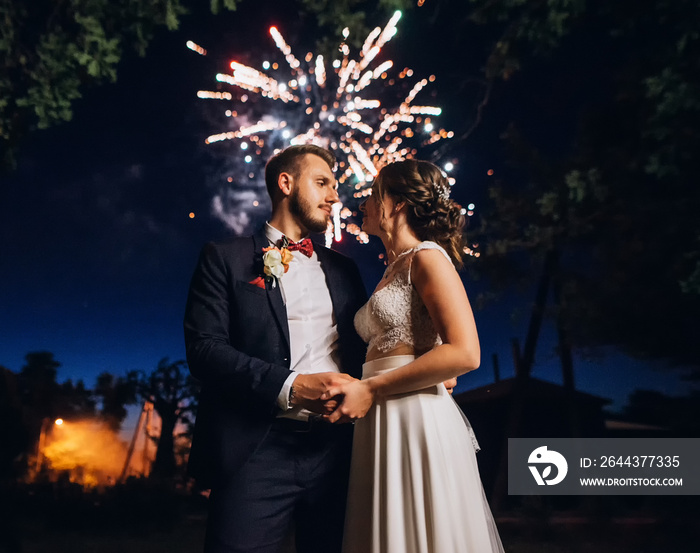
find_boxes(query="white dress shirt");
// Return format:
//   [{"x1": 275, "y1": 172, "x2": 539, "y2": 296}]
[{"x1": 265, "y1": 223, "x2": 341, "y2": 420}]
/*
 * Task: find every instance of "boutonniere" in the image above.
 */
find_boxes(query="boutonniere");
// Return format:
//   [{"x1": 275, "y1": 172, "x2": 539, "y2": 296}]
[{"x1": 261, "y1": 241, "x2": 293, "y2": 288}]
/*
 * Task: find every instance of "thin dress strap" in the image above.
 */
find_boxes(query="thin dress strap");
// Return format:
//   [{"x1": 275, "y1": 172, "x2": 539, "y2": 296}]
[{"x1": 407, "y1": 241, "x2": 453, "y2": 285}]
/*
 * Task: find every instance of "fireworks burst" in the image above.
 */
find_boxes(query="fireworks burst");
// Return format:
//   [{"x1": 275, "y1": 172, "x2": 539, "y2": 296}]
[{"x1": 188, "y1": 11, "x2": 456, "y2": 244}]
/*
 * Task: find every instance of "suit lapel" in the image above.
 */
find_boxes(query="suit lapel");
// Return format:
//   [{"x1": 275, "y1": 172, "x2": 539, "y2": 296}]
[{"x1": 252, "y1": 231, "x2": 290, "y2": 350}]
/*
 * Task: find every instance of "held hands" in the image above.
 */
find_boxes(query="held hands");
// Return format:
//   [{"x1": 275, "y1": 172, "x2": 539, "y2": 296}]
[
  {"x1": 291, "y1": 373, "x2": 456, "y2": 420},
  {"x1": 321, "y1": 379, "x2": 375, "y2": 424},
  {"x1": 290, "y1": 372, "x2": 355, "y2": 416}
]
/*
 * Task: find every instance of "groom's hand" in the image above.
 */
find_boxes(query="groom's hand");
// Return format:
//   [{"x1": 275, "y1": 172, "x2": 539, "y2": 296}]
[
  {"x1": 296, "y1": 397, "x2": 340, "y2": 415},
  {"x1": 291, "y1": 372, "x2": 355, "y2": 414}
]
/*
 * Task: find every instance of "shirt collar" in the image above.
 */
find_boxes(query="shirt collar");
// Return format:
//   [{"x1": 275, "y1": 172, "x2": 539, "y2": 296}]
[
  {"x1": 264, "y1": 222, "x2": 285, "y2": 246},
  {"x1": 264, "y1": 222, "x2": 311, "y2": 248}
]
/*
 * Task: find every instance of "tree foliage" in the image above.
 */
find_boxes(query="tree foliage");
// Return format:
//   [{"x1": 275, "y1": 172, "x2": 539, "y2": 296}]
[
  {"x1": 299, "y1": 0, "x2": 413, "y2": 52},
  {"x1": 0, "y1": 0, "x2": 414, "y2": 167},
  {"x1": 0, "y1": 0, "x2": 248, "y2": 167},
  {"x1": 467, "y1": 0, "x2": 700, "y2": 367}
]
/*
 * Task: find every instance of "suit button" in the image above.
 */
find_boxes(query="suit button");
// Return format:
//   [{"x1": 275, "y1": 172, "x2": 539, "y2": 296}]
[{"x1": 283, "y1": 357, "x2": 289, "y2": 362}]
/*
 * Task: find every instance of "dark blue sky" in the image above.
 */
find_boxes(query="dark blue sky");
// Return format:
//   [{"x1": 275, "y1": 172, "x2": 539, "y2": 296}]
[{"x1": 0, "y1": 3, "x2": 693, "y2": 411}]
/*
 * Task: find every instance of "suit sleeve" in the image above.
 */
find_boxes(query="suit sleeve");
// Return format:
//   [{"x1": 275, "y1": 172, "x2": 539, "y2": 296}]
[{"x1": 183, "y1": 243, "x2": 292, "y2": 410}]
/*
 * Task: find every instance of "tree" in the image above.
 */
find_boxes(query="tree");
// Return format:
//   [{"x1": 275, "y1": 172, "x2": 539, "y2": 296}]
[
  {"x1": 0, "y1": 0, "x2": 253, "y2": 167},
  {"x1": 93, "y1": 371, "x2": 138, "y2": 431},
  {"x1": 17, "y1": 351, "x2": 60, "y2": 419},
  {"x1": 11, "y1": 351, "x2": 105, "y2": 481},
  {"x1": 466, "y1": 0, "x2": 700, "y2": 369},
  {"x1": 0, "y1": 367, "x2": 24, "y2": 553},
  {"x1": 0, "y1": 0, "x2": 414, "y2": 168},
  {"x1": 136, "y1": 358, "x2": 198, "y2": 480},
  {"x1": 0, "y1": 366, "x2": 28, "y2": 479},
  {"x1": 299, "y1": 0, "x2": 413, "y2": 53}
]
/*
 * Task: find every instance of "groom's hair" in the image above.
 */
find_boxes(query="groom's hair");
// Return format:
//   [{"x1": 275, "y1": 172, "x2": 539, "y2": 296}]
[{"x1": 265, "y1": 145, "x2": 336, "y2": 203}]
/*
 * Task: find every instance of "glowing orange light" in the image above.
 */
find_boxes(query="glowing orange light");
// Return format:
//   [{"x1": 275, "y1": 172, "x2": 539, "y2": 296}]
[
  {"x1": 487, "y1": 169, "x2": 494, "y2": 176},
  {"x1": 189, "y1": 212, "x2": 195, "y2": 219},
  {"x1": 55, "y1": 418, "x2": 63, "y2": 426}
]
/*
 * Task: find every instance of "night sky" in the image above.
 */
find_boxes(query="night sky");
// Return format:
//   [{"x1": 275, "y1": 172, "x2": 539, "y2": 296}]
[{"x1": 0, "y1": 2, "x2": 692, "y2": 413}]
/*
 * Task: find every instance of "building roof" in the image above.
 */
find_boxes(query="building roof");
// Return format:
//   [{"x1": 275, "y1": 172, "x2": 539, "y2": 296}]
[{"x1": 454, "y1": 376, "x2": 611, "y2": 406}]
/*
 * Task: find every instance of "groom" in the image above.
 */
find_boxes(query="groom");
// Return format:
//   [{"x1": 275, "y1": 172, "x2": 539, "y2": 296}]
[{"x1": 184, "y1": 144, "x2": 368, "y2": 553}]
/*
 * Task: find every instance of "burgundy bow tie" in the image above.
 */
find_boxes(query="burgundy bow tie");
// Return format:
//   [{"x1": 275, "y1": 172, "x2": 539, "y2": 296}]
[{"x1": 286, "y1": 237, "x2": 314, "y2": 257}]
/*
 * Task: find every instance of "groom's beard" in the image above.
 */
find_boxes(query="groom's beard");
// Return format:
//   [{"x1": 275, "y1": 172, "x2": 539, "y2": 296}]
[{"x1": 290, "y1": 189, "x2": 329, "y2": 233}]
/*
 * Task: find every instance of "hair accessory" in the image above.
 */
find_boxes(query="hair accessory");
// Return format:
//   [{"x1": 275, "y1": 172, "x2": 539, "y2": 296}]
[{"x1": 432, "y1": 180, "x2": 451, "y2": 201}]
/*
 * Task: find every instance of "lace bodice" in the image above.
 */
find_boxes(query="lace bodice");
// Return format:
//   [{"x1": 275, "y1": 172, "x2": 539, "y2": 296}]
[{"x1": 354, "y1": 241, "x2": 452, "y2": 354}]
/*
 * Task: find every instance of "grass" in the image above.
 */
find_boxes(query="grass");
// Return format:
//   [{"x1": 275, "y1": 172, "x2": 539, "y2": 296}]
[
  {"x1": 13, "y1": 516, "x2": 700, "y2": 553},
  {"x1": 6, "y1": 484, "x2": 698, "y2": 553}
]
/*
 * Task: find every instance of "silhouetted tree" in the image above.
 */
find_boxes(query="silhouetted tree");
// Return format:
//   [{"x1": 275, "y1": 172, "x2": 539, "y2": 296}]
[
  {"x1": 0, "y1": 368, "x2": 24, "y2": 553},
  {"x1": 0, "y1": 366, "x2": 27, "y2": 478},
  {"x1": 136, "y1": 358, "x2": 198, "y2": 480},
  {"x1": 466, "y1": 0, "x2": 700, "y2": 369},
  {"x1": 17, "y1": 351, "x2": 62, "y2": 446},
  {"x1": 93, "y1": 371, "x2": 138, "y2": 431},
  {"x1": 56, "y1": 378, "x2": 96, "y2": 419}
]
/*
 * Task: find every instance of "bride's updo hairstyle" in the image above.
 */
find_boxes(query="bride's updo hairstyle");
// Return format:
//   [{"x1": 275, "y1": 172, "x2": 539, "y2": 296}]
[{"x1": 375, "y1": 159, "x2": 466, "y2": 269}]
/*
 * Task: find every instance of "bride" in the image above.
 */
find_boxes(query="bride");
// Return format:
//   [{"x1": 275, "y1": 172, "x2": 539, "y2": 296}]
[{"x1": 323, "y1": 159, "x2": 505, "y2": 552}]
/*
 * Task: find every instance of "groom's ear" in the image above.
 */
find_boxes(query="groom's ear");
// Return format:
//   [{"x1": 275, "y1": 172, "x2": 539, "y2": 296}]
[{"x1": 278, "y1": 172, "x2": 294, "y2": 197}]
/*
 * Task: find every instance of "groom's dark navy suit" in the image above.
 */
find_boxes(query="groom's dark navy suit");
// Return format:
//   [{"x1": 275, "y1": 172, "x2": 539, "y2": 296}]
[{"x1": 184, "y1": 229, "x2": 367, "y2": 552}]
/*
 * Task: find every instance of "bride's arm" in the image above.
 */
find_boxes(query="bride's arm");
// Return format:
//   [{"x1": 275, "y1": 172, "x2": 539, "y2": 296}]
[{"x1": 324, "y1": 249, "x2": 479, "y2": 421}]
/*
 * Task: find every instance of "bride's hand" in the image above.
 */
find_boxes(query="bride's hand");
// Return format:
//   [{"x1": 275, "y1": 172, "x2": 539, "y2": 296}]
[{"x1": 322, "y1": 380, "x2": 375, "y2": 423}]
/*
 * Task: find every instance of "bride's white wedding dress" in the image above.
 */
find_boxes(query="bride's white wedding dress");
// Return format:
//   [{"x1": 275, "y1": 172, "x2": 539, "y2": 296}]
[{"x1": 345, "y1": 241, "x2": 505, "y2": 553}]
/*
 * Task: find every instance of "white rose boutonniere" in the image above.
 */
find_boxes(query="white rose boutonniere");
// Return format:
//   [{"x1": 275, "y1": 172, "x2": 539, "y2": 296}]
[{"x1": 262, "y1": 245, "x2": 293, "y2": 288}]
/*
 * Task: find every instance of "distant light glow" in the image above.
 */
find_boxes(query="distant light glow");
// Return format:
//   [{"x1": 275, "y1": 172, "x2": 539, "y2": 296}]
[{"x1": 186, "y1": 41, "x2": 207, "y2": 56}]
